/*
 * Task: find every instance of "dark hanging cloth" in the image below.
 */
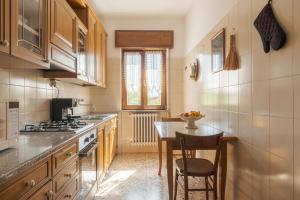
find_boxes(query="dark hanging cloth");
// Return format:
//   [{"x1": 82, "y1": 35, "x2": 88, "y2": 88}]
[{"x1": 253, "y1": 0, "x2": 287, "y2": 53}]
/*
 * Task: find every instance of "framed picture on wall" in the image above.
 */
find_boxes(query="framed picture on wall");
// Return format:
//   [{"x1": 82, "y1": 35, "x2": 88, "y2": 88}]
[{"x1": 211, "y1": 28, "x2": 225, "y2": 73}]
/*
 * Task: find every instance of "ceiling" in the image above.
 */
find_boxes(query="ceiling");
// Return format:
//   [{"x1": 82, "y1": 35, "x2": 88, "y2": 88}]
[{"x1": 89, "y1": 0, "x2": 195, "y2": 17}]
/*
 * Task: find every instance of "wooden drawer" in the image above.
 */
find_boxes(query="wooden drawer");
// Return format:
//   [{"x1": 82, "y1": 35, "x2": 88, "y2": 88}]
[
  {"x1": 0, "y1": 157, "x2": 51, "y2": 200},
  {"x1": 53, "y1": 157, "x2": 79, "y2": 198},
  {"x1": 52, "y1": 142, "x2": 78, "y2": 175},
  {"x1": 56, "y1": 174, "x2": 79, "y2": 200},
  {"x1": 50, "y1": 45, "x2": 77, "y2": 72},
  {"x1": 28, "y1": 181, "x2": 53, "y2": 200}
]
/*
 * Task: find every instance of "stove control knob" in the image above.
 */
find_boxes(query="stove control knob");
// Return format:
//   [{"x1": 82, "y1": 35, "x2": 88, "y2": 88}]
[
  {"x1": 84, "y1": 137, "x2": 90, "y2": 143},
  {"x1": 90, "y1": 134, "x2": 95, "y2": 139}
]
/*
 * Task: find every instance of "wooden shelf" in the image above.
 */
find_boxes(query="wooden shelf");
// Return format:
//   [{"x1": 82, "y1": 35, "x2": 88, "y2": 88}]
[{"x1": 18, "y1": 20, "x2": 39, "y2": 36}]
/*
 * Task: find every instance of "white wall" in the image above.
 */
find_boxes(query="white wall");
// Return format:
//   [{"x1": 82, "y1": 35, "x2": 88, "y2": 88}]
[
  {"x1": 183, "y1": 0, "x2": 300, "y2": 199},
  {"x1": 185, "y1": 0, "x2": 237, "y2": 54}
]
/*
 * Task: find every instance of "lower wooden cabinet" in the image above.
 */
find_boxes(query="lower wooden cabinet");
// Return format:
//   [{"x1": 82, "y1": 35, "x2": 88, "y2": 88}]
[
  {"x1": 28, "y1": 181, "x2": 53, "y2": 200},
  {"x1": 0, "y1": 156, "x2": 51, "y2": 200},
  {"x1": 52, "y1": 142, "x2": 78, "y2": 175},
  {"x1": 53, "y1": 157, "x2": 79, "y2": 199},
  {"x1": 103, "y1": 117, "x2": 118, "y2": 171},
  {"x1": 97, "y1": 129, "x2": 105, "y2": 180},
  {"x1": 0, "y1": 140, "x2": 79, "y2": 200},
  {"x1": 55, "y1": 174, "x2": 79, "y2": 200}
]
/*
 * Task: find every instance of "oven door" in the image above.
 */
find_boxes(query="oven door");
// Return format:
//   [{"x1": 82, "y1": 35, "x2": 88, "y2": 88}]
[{"x1": 78, "y1": 140, "x2": 98, "y2": 199}]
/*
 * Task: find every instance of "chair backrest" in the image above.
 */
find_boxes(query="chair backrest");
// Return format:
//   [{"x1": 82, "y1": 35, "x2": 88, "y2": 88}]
[
  {"x1": 161, "y1": 117, "x2": 184, "y2": 122},
  {"x1": 175, "y1": 132, "x2": 223, "y2": 173}
]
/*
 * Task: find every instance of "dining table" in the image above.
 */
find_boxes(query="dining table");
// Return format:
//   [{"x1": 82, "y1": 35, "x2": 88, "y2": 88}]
[{"x1": 154, "y1": 121, "x2": 238, "y2": 200}]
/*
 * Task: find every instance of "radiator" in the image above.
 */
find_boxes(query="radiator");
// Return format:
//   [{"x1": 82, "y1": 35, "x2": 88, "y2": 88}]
[{"x1": 131, "y1": 112, "x2": 158, "y2": 146}]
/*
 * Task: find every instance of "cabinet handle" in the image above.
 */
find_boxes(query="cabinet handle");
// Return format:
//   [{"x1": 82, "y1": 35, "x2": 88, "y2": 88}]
[
  {"x1": 64, "y1": 173, "x2": 72, "y2": 178},
  {"x1": 65, "y1": 152, "x2": 73, "y2": 157},
  {"x1": 43, "y1": 59, "x2": 49, "y2": 63},
  {"x1": 0, "y1": 40, "x2": 9, "y2": 47},
  {"x1": 65, "y1": 194, "x2": 72, "y2": 198},
  {"x1": 25, "y1": 179, "x2": 36, "y2": 188},
  {"x1": 46, "y1": 190, "x2": 54, "y2": 198}
]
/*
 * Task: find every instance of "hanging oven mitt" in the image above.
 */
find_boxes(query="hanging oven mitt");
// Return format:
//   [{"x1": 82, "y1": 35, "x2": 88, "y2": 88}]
[{"x1": 253, "y1": 0, "x2": 287, "y2": 53}]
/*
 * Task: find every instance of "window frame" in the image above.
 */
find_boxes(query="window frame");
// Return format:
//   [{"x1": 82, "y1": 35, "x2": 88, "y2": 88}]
[{"x1": 121, "y1": 49, "x2": 167, "y2": 110}]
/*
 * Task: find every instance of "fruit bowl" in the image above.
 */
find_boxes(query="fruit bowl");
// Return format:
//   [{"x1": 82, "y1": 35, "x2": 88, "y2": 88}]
[{"x1": 179, "y1": 111, "x2": 204, "y2": 129}]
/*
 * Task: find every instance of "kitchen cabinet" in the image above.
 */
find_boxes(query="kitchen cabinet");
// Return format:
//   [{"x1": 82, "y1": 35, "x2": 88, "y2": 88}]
[
  {"x1": 52, "y1": 141, "x2": 78, "y2": 175},
  {"x1": 0, "y1": 140, "x2": 79, "y2": 200},
  {"x1": 0, "y1": 0, "x2": 9, "y2": 54},
  {"x1": 28, "y1": 181, "x2": 53, "y2": 200},
  {"x1": 104, "y1": 117, "x2": 118, "y2": 170},
  {"x1": 77, "y1": 20, "x2": 89, "y2": 82},
  {"x1": 49, "y1": 0, "x2": 77, "y2": 72},
  {"x1": 95, "y1": 23, "x2": 107, "y2": 88},
  {"x1": 97, "y1": 128, "x2": 105, "y2": 181},
  {"x1": 53, "y1": 157, "x2": 79, "y2": 199},
  {"x1": 0, "y1": 156, "x2": 52, "y2": 200},
  {"x1": 87, "y1": 9, "x2": 97, "y2": 84},
  {"x1": 10, "y1": 0, "x2": 50, "y2": 68}
]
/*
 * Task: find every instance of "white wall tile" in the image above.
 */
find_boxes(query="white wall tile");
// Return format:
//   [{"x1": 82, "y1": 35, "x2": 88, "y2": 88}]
[
  {"x1": 295, "y1": 118, "x2": 300, "y2": 199},
  {"x1": 294, "y1": 76, "x2": 300, "y2": 119},
  {"x1": 239, "y1": 54, "x2": 252, "y2": 84},
  {"x1": 270, "y1": 117, "x2": 293, "y2": 160},
  {"x1": 253, "y1": 115, "x2": 269, "y2": 151},
  {"x1": 239, "y1": 83, "x2": 252, "y2": 114},
  {"x1": 229, "y1": 85, "x2": 239, "y2": 112},
  {"x1": 270, "y1": 77, "x2": 293, "y2": 118},
  {"x1": 253, "y1": 81, "x2": 269, "y2": 116},
  {"x1": 252, "y1": 50, "x2": 269, "y2": 82},
  {"x1": 238, "y1": 113, "x2": 253, "y2": 144},
  {"x1": 270, "y1": 154, "x2": 293, "y2": 200}
]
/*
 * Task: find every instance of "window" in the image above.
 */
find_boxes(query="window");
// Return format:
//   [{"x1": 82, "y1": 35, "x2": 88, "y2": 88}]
[{"x1": 122, "y1": 49, "x2": 167, "y2": 110}]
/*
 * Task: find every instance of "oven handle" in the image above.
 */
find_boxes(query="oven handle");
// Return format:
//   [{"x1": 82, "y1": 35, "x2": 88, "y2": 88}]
[{"x1": 79, "y1": 141, "x2": 98, "y2": 157}]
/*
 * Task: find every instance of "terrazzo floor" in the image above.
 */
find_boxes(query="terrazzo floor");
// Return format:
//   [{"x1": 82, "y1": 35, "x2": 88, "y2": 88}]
[{"x1": 94, "y1": 153, "x2": 212, "y2": 200}]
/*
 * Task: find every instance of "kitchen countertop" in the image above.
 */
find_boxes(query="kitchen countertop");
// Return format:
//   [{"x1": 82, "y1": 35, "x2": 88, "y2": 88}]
[{"x1": 0, "y1": 113, "x2": 118, "y2": 187}]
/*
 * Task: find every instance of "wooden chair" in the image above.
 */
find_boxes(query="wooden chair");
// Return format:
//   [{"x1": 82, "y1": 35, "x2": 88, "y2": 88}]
[
  {"x1": 174, "y1": 132, "x2": 223, "y2": 200},
  {"x1": 158, "y1": 117, "x2": 195, "y2": 176}
]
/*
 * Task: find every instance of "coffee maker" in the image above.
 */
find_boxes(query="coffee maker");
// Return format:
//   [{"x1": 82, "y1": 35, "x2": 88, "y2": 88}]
[{"x1": 50, "y1": 98, "x2": 80, "y2": 121}]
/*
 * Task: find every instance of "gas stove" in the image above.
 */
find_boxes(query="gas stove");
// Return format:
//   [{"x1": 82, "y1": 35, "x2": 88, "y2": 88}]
[{"x1": 21, "y1": 119, "x2": 94, "y2": 134}]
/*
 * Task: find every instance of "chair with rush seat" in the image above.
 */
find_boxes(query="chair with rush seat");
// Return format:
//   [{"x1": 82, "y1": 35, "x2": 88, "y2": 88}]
[{"x1": 174, "y1": 132, "x2": 223, "y2": 200}]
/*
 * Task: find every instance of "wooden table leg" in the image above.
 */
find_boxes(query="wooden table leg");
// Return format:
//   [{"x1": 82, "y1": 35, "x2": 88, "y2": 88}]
[
  {"x1": 219, "y1": 141, "x2": 227, "y2": 200},
  {"x1": 158, "y1": 135, "x2": 162, "y2": 175},
  {"x1": 166, "y1": 141, "x2": 173, "y2": 200}
]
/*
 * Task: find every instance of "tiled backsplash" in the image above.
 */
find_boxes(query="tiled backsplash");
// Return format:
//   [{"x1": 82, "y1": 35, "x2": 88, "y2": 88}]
[
  {"x1": 0, "y1": 67, "x2": 91, "y2": 128},
  {"x1": 183, "y1": 0, "x2": 299, "y2": 199}
]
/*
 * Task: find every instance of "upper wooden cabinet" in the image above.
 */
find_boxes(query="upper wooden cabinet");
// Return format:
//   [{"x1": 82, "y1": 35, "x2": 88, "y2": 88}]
[
  {"x1": 0, "y1": 0, "x2": 9, "y2": 54},
  {"x1": 0, "y1": 0, "x2": 107, "y2": 87},
  {"x1": 10, "y1": 0, "x2": 49, "y2": 68},
  {"x1": 77, "y1": 20, "x2": 89, "y2": 81},
  {"x1": 87, "y1": 9, "x2": 97, "y2": 84},
  {"x1": 49, "y1": 0, "x2": 77, "y2": 72},
  {"x1": 95, "y1": 23, "x2": 107, "y2": 88}
]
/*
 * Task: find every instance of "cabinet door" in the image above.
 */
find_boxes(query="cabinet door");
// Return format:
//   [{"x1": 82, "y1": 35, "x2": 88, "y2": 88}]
[
  {"x1": 95, "y1": 23, "x2": 102, "y2": 86},
  {"x1": 97, "y1": 129, "x2": 105, "y2": 179},
  {"x1": 95, "y1": 23, "x2": 107, "y2": 88},
  {"x1": 50, "y1": 0, "x2": 77, "y2": 57},
  {"x1": 104, "y1": 133, "x2": 110, "y2": 170},
  {"x1": 77, "y1": 21, "x2": 88, "y2": 81},
  {"x1": 87, "y1": 10, "x2": 97, "y2": 84},
  {"x1": 28, "y1": 181, "x2": 53, "y2": 200},
  {"x1": 100, "y1": 31, "x2": 107, "y2": 87},
  {"x1": 10, "y1": 0, "x2": 49, "y2": 68},
  {"x1": 0, "y1": 0, "x2": 9, "y2": 54}
]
